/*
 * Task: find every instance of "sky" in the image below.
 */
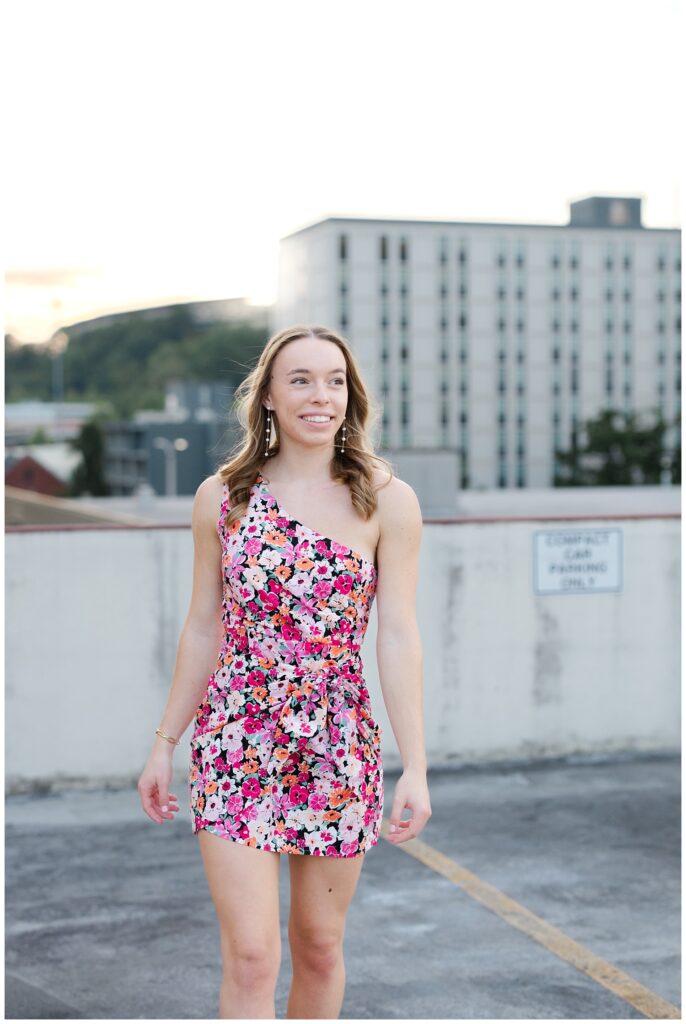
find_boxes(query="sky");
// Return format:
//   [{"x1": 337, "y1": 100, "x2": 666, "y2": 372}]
[{"x1": 3, "y1": 0, "x2": 682, "y2": 344}]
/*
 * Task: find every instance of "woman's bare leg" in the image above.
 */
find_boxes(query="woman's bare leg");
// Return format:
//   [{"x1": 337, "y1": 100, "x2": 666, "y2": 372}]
[
  {"x1": 286, "y1": 852, "x2": 366, "y2": 1020},
  {"x1": 197, "y1": 831, "x2": 282, "y2": 1019}
]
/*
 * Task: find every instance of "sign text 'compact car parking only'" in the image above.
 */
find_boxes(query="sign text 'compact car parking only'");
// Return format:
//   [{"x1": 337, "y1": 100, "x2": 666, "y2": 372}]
[{"x1": 533, "y1": 527, "x2": 623, "y2": 595}]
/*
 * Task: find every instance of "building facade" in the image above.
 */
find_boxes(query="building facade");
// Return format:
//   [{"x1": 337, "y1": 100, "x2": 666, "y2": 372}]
[
  {"x1": 274, "y1": 196, "x2": 681, "y2": 489},
  {"x1": 104, "y1": 380, "x2": 239, "y2": 496}
]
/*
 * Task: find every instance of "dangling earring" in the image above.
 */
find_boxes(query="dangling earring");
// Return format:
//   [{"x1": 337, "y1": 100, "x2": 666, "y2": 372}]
[
  {"x1": 339, "y1": 417, "x2": 347, "y2": 454},
  {"x1": 264, "y1": 407, "x2": 272, "y2": 457}
]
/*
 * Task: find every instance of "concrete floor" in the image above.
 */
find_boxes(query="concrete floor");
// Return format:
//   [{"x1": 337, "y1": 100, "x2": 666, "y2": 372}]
[{"x1": 5, "y1": 752, "x2": 680, "y2": 1019}]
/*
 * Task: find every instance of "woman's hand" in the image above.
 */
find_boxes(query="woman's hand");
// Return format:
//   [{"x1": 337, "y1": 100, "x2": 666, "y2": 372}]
[
  {"x1": 387, "y1": 767, "x2": 432, "y2": 844},
  {"x1": 137, "y1": 744, "x2": 180, "y2": 824}
]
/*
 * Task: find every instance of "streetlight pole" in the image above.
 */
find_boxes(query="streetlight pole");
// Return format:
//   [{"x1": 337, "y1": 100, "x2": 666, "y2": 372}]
[{"x1": 153, "y1": 436, "x2": 189, "y2": 495}]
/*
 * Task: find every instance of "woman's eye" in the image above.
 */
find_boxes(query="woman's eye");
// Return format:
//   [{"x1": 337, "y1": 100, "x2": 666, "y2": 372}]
[{"x1": 290, "y1": 378, "x2": 346, "y2": 385}]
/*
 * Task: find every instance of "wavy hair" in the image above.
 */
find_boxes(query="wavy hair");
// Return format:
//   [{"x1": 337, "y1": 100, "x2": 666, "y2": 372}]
[{"x1": 217, "y1": 324, "x2": 395, "y2": 528}]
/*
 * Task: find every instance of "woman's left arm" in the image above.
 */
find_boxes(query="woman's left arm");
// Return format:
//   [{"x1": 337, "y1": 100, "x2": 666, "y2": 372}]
[{"x1": 374, "y1": 477, "x2": 432, "y2": 845}]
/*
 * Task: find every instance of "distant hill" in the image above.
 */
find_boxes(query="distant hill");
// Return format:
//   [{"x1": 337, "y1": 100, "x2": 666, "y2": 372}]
[{"x1": 5, "y1": 306, "x2": 268, "y2": 419}]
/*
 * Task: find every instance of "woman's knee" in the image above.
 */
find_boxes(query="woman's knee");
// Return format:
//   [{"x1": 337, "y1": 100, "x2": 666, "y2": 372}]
[
  {"x1": 221, "y1": 934, "x2": 281, "y2": 990},
  {"x1": 288, "y1": 922, "x2": 344, "y2": 974}
]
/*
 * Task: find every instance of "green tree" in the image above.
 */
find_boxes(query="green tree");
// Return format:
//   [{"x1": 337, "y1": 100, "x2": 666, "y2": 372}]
[
  {"x1": 5, "y1": 334, "x2": 52, "y2": 399},
  {"x1": 5, "y1": 309, "x2": 268, "y2": 418},
  {"x1": 555, "y1": 407, "x2": 680, "y2": 486},
  {"x1": 27, "y1": 427, "x2": 50, "y2": 444},
  {"x1": 67, "y1": 418, "x2": 111, "y2": 496}
]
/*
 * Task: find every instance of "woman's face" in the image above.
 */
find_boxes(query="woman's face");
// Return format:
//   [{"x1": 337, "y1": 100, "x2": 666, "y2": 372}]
[{"x1": 264, "y1": 336, "x2": 349, "y2": 450}]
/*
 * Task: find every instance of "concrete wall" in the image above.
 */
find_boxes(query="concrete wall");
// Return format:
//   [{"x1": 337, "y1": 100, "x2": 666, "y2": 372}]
[{"x1": 5, "y1": 514, "x2": 679, "y2": 791}]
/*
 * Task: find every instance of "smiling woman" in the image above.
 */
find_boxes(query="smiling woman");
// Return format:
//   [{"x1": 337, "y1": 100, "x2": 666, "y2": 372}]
[{"x1": 137, "y1": 323, "x2": 430, "y2": 1019}]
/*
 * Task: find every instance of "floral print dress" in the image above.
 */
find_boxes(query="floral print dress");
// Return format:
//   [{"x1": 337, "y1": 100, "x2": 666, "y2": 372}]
[{"x1": 188, "y1": 471, "x2": 384, "y2": 857}]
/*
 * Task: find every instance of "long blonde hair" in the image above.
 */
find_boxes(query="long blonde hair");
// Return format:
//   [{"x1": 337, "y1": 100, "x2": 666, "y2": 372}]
[{"x1": 217, "y1": 324, "x2": 395, "y2": 528}]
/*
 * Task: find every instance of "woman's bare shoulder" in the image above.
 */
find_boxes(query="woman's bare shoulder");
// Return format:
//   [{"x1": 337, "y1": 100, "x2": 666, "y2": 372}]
[
  {"x1": 192, "y1": 474, "x2": 227, "y2": 526},
  {"x1": 371, "y1": 468, "x2": 416, "y2": 499},
  {"x1": 373, "y1": 471, "x2": 422, "y2": 531}
]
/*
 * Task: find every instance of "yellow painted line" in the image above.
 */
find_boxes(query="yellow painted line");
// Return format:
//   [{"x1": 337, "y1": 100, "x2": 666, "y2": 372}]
[{"x1": 379, "y1": 820, "x2": 681, "y2": 1020}]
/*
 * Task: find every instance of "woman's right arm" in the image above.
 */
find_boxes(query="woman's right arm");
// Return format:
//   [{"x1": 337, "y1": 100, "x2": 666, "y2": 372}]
[{"x1": 137, "y1": 475, "x2": 226, "y2": 824}]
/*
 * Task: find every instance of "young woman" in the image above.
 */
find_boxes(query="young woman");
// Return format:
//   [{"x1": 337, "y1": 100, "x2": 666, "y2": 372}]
[{"x1": 138, "y1": 324, "x2": 430, "y2": 1019}]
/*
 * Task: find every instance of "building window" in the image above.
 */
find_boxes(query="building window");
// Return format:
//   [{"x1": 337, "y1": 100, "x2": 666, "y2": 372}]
[
  {"x1": 339, "y1": 235, "x2": 347, "y2": 261},
  {"x1": 379, "y1": 236, "x2": 387, "y2": 261},
  {"x1": 399, "y1": 238, "x2": 408, "y2": 262}
]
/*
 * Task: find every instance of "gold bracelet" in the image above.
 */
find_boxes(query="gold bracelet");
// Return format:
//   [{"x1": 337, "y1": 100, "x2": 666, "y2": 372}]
[{"x1": 155, "y1": 727, "x2": 181, "y2": 746}]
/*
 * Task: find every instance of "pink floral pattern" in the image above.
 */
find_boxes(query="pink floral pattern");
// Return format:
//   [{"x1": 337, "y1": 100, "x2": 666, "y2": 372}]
[{"x1": 188, "y1": 472, "x2": 383, "y2": 857}]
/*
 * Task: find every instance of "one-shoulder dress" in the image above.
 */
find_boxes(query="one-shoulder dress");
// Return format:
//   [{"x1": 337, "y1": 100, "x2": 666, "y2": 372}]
[{"x1": 188, "y1": 471, "x2": 384, "y2": 857}]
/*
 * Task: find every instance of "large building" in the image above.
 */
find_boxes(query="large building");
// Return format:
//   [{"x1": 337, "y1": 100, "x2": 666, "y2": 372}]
[{"x1": 274, "y1": 195, "x2": 681, "y2": 489}]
